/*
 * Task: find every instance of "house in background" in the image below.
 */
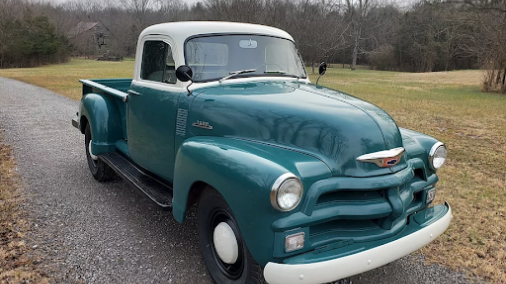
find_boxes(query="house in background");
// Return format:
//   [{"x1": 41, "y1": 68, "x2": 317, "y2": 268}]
[{"x1": 67, "y1": 21, "x2": 111, "y2": 58}]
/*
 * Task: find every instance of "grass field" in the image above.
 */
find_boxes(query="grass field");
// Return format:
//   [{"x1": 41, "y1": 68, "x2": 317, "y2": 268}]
[
  {"x1": 1, "y1": 59, "x2": 506, "y2": 283},
  {"x1": 0, "y1": 59, "x2": 135, "y2": 101}
]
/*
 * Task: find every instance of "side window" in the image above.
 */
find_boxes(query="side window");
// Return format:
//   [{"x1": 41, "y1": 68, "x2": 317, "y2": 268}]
[
  {"x1": 165, "y1": 46, "x2": 177, "y2": 84},
  {"x1": 140, "y1": 40, "x2": 176, "y2": 84}
]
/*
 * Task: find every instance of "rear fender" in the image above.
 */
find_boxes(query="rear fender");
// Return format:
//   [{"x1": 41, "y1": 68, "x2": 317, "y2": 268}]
[
  {"x1": 172, "y1": 136, "x2": 331, "y2": 266},
  {"x1": 79, "y1": 93, "x2": 123, "y2": 155}
]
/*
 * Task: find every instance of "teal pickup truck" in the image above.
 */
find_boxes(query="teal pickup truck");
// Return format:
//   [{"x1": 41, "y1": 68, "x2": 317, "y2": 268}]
[{"x1": 72, "y1": 22, "x2": 451, "y2": 284}]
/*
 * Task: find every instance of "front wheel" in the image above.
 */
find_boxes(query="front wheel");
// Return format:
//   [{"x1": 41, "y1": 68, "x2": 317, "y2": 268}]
[
  {"x1": 84, "y1": 123, "x2": 114, "y2": 182},
  {"x1": 197, "y1": 188, "x2": 264, "y2": 284}
]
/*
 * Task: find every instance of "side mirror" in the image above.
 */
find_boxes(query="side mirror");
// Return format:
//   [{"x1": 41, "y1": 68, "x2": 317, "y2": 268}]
[
  {"x1": 316, "y1": 62, "x2": 327, "y2": 85},
  {"x1": 318, "y1": 62, "x2": 327, "y2": 75},
  {"x1": 176, "y1": 65, "x2": 193, "y2": 82}
]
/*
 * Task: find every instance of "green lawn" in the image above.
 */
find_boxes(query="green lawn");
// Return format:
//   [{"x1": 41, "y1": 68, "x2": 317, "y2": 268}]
[{"x1": 1, "y1": 59, "x2": 505, "y2": 283}]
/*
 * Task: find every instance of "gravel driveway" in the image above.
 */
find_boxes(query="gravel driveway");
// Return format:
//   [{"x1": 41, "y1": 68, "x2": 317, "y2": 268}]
[{"x1": 0, "y1": 77, "x2": 476, "y2": 284}]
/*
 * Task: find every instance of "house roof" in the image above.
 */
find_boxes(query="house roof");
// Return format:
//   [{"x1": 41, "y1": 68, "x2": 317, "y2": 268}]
[{"x1": 68, "y1": 21, "x2": 101, "y2": 38}]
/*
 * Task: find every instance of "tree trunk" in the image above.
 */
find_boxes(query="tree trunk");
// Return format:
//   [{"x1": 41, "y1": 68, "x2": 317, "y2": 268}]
[
  {"x1": 350, "y1": 25, "x2": 361, "y2": 71},
  {"x1": 502, "y1": 67, "x2": 506, "y2": 85},
  {"x1": 351, "y1": 43, "x2": 358, "y2": 70}
]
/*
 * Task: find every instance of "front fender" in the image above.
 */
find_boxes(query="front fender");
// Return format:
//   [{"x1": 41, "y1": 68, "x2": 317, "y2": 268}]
[
  {"x1": 79, "y1": 93, "x2": 123, "y2": 155},
  {"x1": 172, "y1": 137, "x2": 331, "y2": 266},
  {"x1": 399, "y1": 128, "x2": 440, "y2": 177}
]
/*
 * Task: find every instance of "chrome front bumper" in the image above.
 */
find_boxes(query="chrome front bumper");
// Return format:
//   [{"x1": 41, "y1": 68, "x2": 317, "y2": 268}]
[{"x1": 264, "y1": 202, "x2": 452, "y2": 284}]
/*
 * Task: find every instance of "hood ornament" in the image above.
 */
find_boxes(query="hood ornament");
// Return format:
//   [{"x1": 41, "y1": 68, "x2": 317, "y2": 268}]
[{"x1": 356, "y1": 147, "x2": 405, "y2": 168}]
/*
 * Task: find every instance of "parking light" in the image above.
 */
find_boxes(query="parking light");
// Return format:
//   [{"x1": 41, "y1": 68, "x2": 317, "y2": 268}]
[{"x1": 285, "y1": 232, "x2": 305, "y2": 252}]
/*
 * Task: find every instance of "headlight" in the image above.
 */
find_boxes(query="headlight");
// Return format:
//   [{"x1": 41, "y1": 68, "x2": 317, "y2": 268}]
[
  {"x1": 271, "y1": 173, "x2": 303, "y2": 212},
  {"x1": 429, "y1": 142, "x2": 447, "y2": 171}
]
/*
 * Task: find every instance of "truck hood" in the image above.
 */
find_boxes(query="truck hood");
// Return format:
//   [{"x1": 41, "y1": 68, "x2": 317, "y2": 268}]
[{"x1": 188, "y1": 80, "x2": 406, "y2": 177}]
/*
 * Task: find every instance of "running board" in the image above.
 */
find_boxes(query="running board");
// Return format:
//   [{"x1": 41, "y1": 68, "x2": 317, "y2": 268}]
[{"x1": 99, "y1": 152, "x2": 173, "y2": 210}]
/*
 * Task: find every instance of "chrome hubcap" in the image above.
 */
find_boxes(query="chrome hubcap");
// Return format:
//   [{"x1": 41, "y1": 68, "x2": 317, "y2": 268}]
[{"x1": 213, "y1": 222, "x2": 239, "y2": 264}]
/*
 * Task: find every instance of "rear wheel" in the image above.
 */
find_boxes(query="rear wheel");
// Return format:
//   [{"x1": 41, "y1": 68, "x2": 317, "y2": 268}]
[
  {"x1": 197, "y1": 188, "x2": 264, "y2": 284},
  {"x1": 84, "y1": 123, "x2": 114, "y2": 182}
]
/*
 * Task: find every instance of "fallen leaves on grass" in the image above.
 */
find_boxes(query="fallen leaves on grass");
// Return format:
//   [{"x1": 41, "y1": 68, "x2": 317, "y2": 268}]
[{"x1": 0, "y1": 135, "x2": 51, "y2": 284}]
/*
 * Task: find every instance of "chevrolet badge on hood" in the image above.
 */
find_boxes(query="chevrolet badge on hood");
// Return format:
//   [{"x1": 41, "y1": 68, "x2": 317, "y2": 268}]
[{"x1": 356, "y1": 147, "x2": 405, "y2": 168}]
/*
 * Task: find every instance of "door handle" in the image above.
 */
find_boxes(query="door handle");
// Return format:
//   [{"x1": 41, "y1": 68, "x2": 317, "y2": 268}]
[{"x1": 127, "y1": 90, "x2": 141, "y2": 96}]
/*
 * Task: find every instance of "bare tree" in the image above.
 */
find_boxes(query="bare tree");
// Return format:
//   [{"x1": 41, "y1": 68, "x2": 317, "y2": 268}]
[
  {"x1": 345, "y1": 0, "x2": 375, "y2": 70},
  {"x1": 2, "y1": 0, "x2": 498, "y2": 90},
  {"x1": 460, "y1": 0, "x2": 506, "y2": 93},
  {"x1": 156, "y1": 0, "x2": 188, "y2": 22},
  {"x1": 121, "y1": 0, "x2": 153, "y2": 30},
  {"x1": 292, "y1": 0, "x2": 350, "y2": 73},
  {"x1": 204, "y1": 0, "x2": 265, "y2": 23}
]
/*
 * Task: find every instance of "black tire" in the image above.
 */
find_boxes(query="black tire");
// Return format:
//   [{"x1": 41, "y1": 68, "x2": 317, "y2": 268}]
[
  {"x1": 84, "y1": 123, "x2": 114, "y2": 182},
  {"x1": 197, "y1": 188, "x2": 264, "y2": 284}
]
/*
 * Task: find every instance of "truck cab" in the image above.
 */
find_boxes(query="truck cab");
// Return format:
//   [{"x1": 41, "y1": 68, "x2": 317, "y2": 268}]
[{"x1": 72, "y1": 21, "x2": 451, "y2": 284}]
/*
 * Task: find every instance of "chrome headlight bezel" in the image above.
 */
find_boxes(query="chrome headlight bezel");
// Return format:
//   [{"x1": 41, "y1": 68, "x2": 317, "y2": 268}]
[
  {"x1": 270, "y1": 173, "x2": 303, "y2": 212},
  {"x1": 429, "y1": 142, "x2": 447, "y2": 171}
]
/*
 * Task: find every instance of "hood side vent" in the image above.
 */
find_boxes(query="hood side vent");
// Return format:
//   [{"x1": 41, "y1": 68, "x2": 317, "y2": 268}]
[{"x1": 176, "y1": 108, "x2": 188, "y2": 137}]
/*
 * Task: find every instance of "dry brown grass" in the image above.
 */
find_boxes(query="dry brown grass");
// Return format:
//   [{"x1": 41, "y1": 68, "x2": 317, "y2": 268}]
[
  {"x1": 0, "y1": 132, "x2": 51, "y2": 284},
  {"x1": 394, "y1": 70, "x2": 483, "y2": 86},
  {"x1": 0, "y1": 59, "x2": 134, "y2": 101},
  {"x1": 0, "y1": 60, "x2": 504, "y2": 282},
  {"x1": 312, "y1": 68, "x2": 506, "y2": 283}
]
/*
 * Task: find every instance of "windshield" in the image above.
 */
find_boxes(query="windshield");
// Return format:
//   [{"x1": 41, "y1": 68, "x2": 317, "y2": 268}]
[{"x1": 185, "y1": 35, "x2": 307, "y2": 82}]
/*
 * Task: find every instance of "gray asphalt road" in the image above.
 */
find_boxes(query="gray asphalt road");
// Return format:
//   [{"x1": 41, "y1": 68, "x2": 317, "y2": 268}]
[{"x1": 0, "y1": 77, "x2": 476, "y2": 284}]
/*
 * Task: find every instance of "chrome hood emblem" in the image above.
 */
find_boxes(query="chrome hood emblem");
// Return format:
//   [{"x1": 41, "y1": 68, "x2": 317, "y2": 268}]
[
  {"x1": 192, "y1": 120, "x2": 213, "y2": 130},
  {"x1": 356, "y1": 147, "x2": 405, "y2": 168}
]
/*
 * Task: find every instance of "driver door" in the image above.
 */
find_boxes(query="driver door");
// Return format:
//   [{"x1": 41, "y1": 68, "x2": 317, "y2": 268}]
[{"x1": 126, "y1": 37, "x2": 182, "y2": 182}]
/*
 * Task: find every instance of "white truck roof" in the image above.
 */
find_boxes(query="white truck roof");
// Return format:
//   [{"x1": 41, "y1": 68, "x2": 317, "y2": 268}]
[{"x1": 139, "y1": 21, "x2": 294, "y2": 42}]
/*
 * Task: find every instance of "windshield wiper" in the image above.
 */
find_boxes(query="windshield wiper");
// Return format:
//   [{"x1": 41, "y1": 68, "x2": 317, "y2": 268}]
[
  {"x1": 220, "y1": 69, "x2": 257, "y2": 83},
  {"x1": 264, "y1": 70, "x2": 287, "y2": 74},
  {"x1": 265, "y1": 70, "x2": 301, "y2": 80}
]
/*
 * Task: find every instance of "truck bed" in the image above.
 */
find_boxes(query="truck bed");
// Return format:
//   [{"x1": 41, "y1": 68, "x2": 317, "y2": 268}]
[
  {"x1": 80, "y1": 78, "x2": 132, "y2": 100},
  {"x1": 80, "y1": 78, "x2": 132, "y2": 145}
]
